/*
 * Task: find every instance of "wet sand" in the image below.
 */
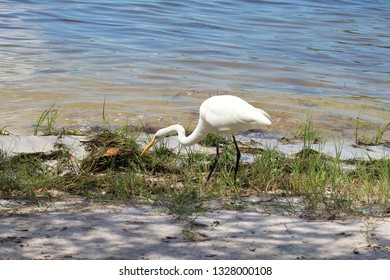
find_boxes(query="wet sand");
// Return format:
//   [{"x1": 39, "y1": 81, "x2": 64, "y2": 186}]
[{"x1": 1, "y1": 90, "x2": 389, "y2": 142}]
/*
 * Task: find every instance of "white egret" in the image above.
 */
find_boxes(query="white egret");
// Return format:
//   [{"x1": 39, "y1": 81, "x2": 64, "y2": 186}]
[{"x1": 141, "y1": 95, "x2": 272, "y2": 181}]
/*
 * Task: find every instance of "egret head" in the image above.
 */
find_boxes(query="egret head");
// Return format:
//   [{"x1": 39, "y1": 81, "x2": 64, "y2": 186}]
[{"x1": 140, "y1": 129, "x2": 167, "y2": 156}]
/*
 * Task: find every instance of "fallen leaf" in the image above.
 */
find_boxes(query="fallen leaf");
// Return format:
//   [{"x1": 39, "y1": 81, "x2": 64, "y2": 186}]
[
  {"x1": 198, "y1": 232, "x2": 209, "y2": 238},
  {"x1": 15, "y1": 228, "x2": 29, "y2": 232},
  {"x1": 58, "y1": 226, "x2": 68, "y2": 231},
  {"x1": 103, "y1": 147, "x2": 120, "y2": 157},
  {"x1": 164, "y1": 236, "x2": 177, "y2": 240},
  {"x1": 337, "y1": 232, "x2": 353, "y2": 237},
  {"x1": 212, "y1": 221, "x2": 220, "y2": 227},
  {"x1": 327, "y1": 214, "x2": 336, "y2": 220}
]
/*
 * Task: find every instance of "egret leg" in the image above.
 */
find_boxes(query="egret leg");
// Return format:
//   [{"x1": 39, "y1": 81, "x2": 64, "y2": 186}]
[
  {"x1": 206, "y1": 137, "x2": 219, "y2": 182},
  {"x1": 232, "y1": 135, "x2": 241, "y2": 181}
]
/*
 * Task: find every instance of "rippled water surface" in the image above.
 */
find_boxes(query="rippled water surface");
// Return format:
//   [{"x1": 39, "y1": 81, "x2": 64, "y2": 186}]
[{"x1": 0, "y1": 0, "x2": 389, "y2": 136}]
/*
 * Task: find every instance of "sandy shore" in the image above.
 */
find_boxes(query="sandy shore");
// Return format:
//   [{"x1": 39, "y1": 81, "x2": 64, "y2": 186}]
[{"x1": 1, "y1": 199, "x2": 390, "y2": 260}]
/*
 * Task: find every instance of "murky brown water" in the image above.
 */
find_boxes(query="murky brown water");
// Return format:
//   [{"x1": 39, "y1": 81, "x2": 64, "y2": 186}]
[{"x1": 1, "y1": 0, "x2": 389, "y2": 139}]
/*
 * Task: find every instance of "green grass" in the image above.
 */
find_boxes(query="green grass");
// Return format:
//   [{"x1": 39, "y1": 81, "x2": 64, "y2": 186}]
[
  {"x1": 101, "y1": 98, "x2": 112, "y2": 132},
  {"x1": 3, "y1": 128, "x2": 388, "y2": 218},
  {"x1": 0, "y1": 126, "x2": 10, "y2": 135},
  {"x1": 355, "y1": 113, "x2": 390, "y2": 146},
  {"x1": 1, "y1": 108, "x2": 389, "y2": 221},
  {"x1": 34, "y1": 102, "x2": 60, "y2": 136},
  {"x1": 279, "y1": 113, "x2": 325, "y2": 147}
]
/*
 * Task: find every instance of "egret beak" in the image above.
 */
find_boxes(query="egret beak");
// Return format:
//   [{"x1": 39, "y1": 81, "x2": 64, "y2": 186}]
[{"x1": 140, "y1": 137, "x2": 156, "y2": 156}]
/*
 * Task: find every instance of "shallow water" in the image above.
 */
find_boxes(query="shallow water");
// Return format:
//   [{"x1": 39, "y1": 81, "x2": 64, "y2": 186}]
[{"x1": 0, "y1": 0, "x2": 389, "y2": 138}]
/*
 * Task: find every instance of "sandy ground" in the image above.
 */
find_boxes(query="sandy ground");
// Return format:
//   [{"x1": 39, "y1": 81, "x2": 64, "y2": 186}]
[{"x1": 1, "y1": 199, "x2": 390, "y2": 260}]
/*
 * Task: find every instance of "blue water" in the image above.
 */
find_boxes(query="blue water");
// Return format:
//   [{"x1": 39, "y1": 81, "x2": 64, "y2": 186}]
[{"x1": 0, "y1": 0, "x2": 389, "y2": 132}]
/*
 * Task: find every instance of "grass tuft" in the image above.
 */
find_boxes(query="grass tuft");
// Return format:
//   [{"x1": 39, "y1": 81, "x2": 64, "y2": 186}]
[
  {"x1": 355, "y1": 115, "x2": 390, "y2": 146},
  {"x1": 34, "y1": 102, "x2": 60, "y2": 136}
]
